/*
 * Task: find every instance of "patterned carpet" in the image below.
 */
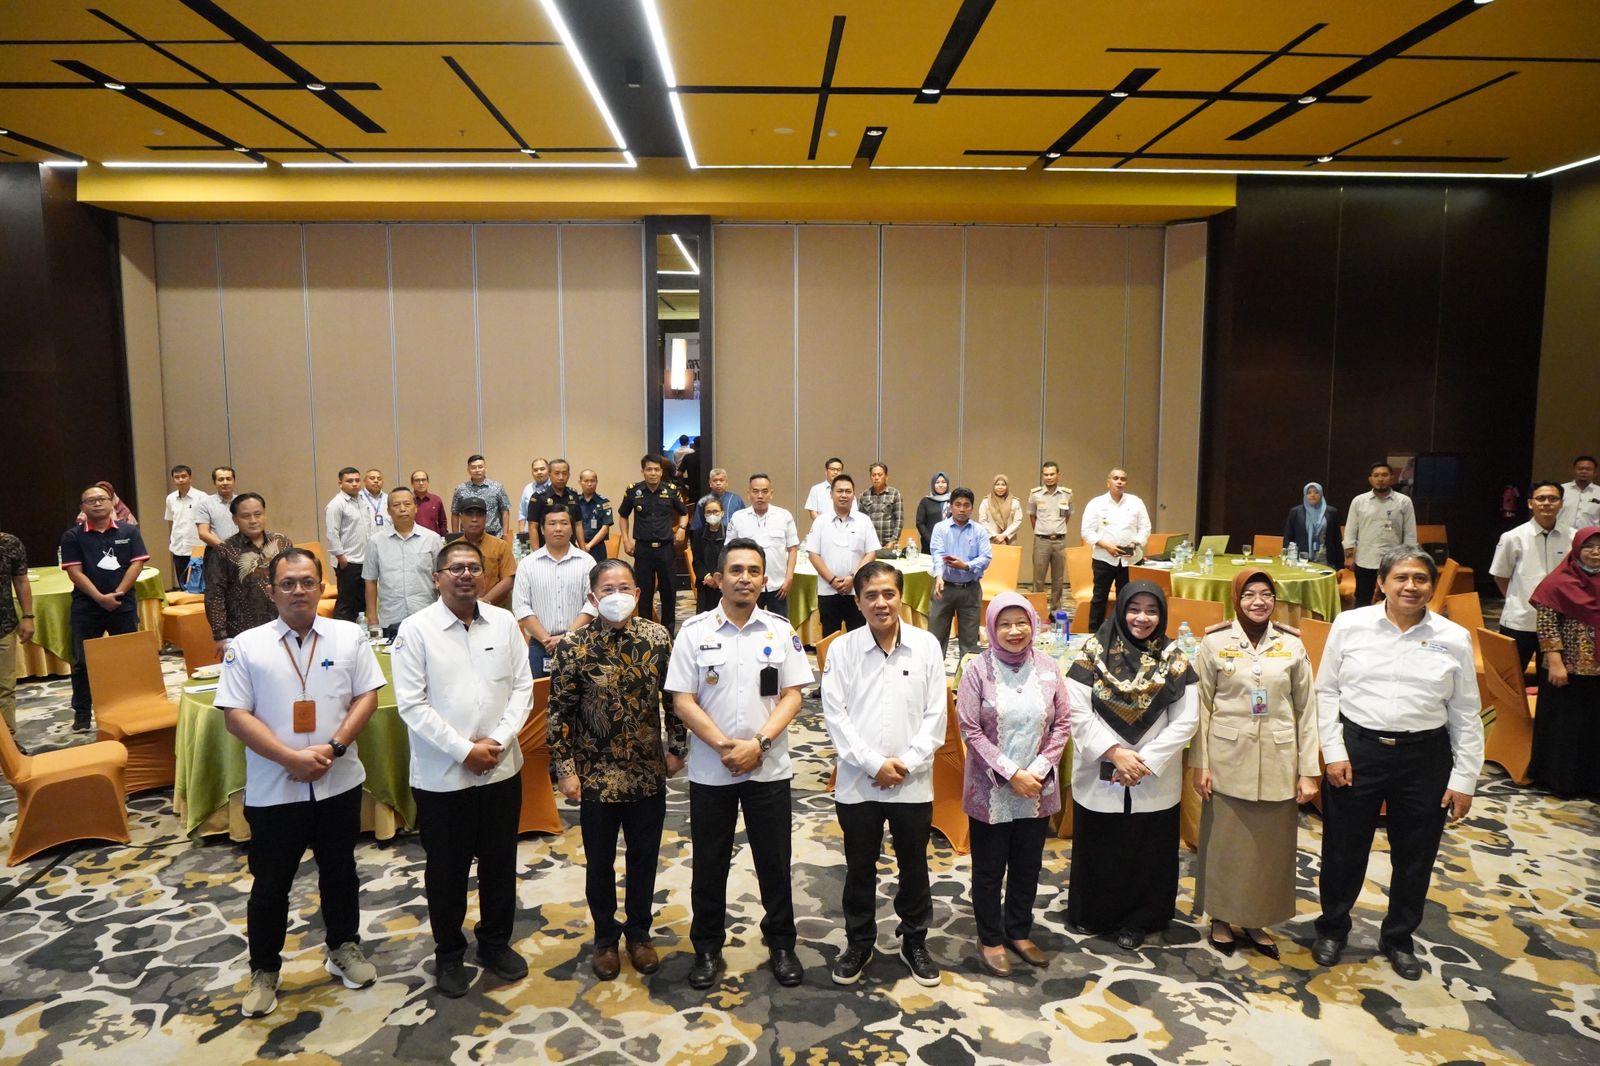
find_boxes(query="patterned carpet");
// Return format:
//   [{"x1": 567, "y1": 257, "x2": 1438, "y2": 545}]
[{"x1": 2, "y1": 642, "x2": 1597, "y2": 1066}]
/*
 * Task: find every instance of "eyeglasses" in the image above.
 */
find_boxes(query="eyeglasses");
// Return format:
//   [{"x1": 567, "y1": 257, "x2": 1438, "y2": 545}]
[
  {"x1": 440, "y1": 563, "x2": 484, "y2": 576},
  {"x1": 1239, "y1": 590, "x2": 1277, "y2": 603},
  {"x1": 275, "y1": 577, "x2": 323, "y2": 592},
  {"x1": 81, "y1": 496, "x2": 111, "y2": 504}
]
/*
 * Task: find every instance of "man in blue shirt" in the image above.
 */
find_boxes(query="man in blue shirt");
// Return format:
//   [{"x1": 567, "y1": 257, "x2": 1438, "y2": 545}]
[
  {"x1": 928, "y1": 487, "x2": 991, "y2": 657},
  {"x1": 61, "y1": 484, "x2": 150, "y2": 730}
]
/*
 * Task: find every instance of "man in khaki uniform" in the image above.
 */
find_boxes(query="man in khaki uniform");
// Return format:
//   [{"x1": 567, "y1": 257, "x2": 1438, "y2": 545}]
[{"x1": 1026, "y1": 461, "x2": 1073, "y2": 612}]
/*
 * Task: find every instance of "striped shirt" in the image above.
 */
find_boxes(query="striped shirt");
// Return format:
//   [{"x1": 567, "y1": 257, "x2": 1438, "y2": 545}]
[{"x1": 511, "y1": 545, "x2": 596, "y2": 635}]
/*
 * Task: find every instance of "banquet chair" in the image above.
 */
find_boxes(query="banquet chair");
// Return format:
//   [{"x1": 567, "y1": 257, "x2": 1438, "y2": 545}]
[
  {"x1": 606, "y1": 531, "x2": 622, "y2": 561},
  {"x1": 1250, "y1": 535, "x2": 1283, "y2": 556},
  {"x1": 980, "y1": 544, "x2": 1023, "y2": 600},
  {"x1": 1427, "y1": 559, "x2": 1461, "y2": 614},
  {"x1": 1198, "y1": 535, "x2": 1230, "y2": 556},
  {"x1": 294, "y1": 541, "x2": 339, "y2": 601},
  {"x1": 1023, "y1": 592, "x2": 1051, "y2": 621},
  {"x1": 1165, "y1": 597, "x2": 1225, "y2": 639},
  {"x1": 1297, "y1": 617, "x2": 1332, "y2": 674},
  {"x1": 1129, "y1": 566, "x2": 1172, "y2": 597},
  {"x1": 1477, "y1": 628, "x2": 1534, "y2": 784},
  {"x1": 929, "y1": 688, "x2": 970, "y2": 854},
  {"x1": 817, "y1": 630, "x2": 843, "y2": 792},
  {"x1": 1444, "y1": 592, "x2": 1485, "y2": 634},
  {"x1": 160, "y1": 602, "x2": 220, "y2": 673},
  {"x1": 0, "y1": 725, "x2": 130, "y2": 866},
  {"x1": 517, "y1": 676, "x2": 564, "y2": 835},
  {"x1": 1066, "y1": 546, "x2": 1094, "y2": 632},
  {"x1": 1143, "y1": 532, "x2": 1173, "y2": 558},
  {"x1": 83, "y1": 630, "x2": 179, "y2": 795}
]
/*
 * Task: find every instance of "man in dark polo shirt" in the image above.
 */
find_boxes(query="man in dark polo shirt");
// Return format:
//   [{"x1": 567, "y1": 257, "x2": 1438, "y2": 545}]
[
  {"x1": 61, "y1": 484, "x2": 150, "y2": 730},
  {"x1": 525, "y1": 458, "x2": 582, "y2": 550},
  {"x1": 618, "y1": 454, "x2": 686, "y2": 634}
]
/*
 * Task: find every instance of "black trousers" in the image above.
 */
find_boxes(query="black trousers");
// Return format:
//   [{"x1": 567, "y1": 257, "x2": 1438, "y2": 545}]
[
  {"x1": 634, "y1": 541, "x2": 678, "y2": 633},
  {"x1": 169, "y1": 551, "x2": 191, "y2": 590},
  {"x1": 837, "y1": 800, "x2": 933, "y2": 947},
  {"x1": 1316, "y1": 724, "x2": 1452, "y2": 954},
  {"x1": 1499, "y1": 624, "x2": 1541, "y2": 674},
  {"x1": 580, "y1": 791, "x2": 667, "y2": 948},
  {"x1": 413, "y1": 771, "x2": 523, "y2": 962},
  {"x1": 1352, "y1": 565, "x2": 1379, "y2": 609},
  {"x1": 818, "y1": 593, "x2": 864, "y2": 637},
  {"x1": 332, "y1": 560, "x2": 365, "y2": 623},
  {"x1": 758, "y1": 589, "x2": 789, "y2": 621},
  {"x1": 243, "y1": 783, "x2": 363, "y2": 973},
  {"x1": 929, "y1": 579, "x2": 982, "y2": 655},
  {"x1": 1088, "y1": 560, "x2": 1131, "y2": 631},
  {"x1": 968, "y1": 815, "x2": 1048, "y2": 946},
  {"x1": 688, "y1": 778, "x2": 795, "y2": 953},
  {"x1": 69, "y1": 603, "x2": 139, "y2": 713}
]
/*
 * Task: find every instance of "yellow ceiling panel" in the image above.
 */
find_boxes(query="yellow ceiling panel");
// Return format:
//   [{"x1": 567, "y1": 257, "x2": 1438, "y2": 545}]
[
  {"x1": 678, "y1": 94, "x2": 833, "y2": 166},
  {"x1": 0, "y1": 42, "x2": 209, "y2": 82},
  {"x1": 0, "y1": 0, "x2": 224, "y2": 41},
  {"x1": 660, "y1": 3, "x2": 855, "y2": 86},
  {"x1": 219, "y1": 0, "x2": 558, "y2": 42}
]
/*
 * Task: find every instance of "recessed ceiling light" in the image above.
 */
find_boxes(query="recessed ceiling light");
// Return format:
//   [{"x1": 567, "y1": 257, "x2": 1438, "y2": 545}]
[
  {"x1": 1110, "y1": 91, "x2": 1129, "y2": 99},
  {"x1": 1298, "y1": 95, "x2": 1317, "y2": 104},
  {"x1": 774, "y1": 127, "x2": 794, "y2": 135},
  {"x1": 233, "y1": 146, "x2": 250, "y2": 152},
  {"x1": 0, "y1": 129, "x2": 8, "y2": 136},
  {"x1": 920, "y1": 86, "x2": 941, "y2": 95},
  {"x1": 826, "y1": 129, "x2": 837, "y2": 137},
  {"x1": 306, "y1": 82, "x2": 326, "y2": 92},
  {"x1": 867, "y1": 128, "x2": 884, "y2": 137},
  {"x1": 520, "y1": 147, "x2": 537, "y2": 154},
  {"x1": 1473, "y1": 0, "x2": 1494, "y2": 5},
  {"x1": 1045, "y1": 151, "x2": 1061, "y2": 158},
  {"x1": 105, "y1": 81, "x2": 126, "y2": 91},
  {"x1": 1317, "y1": 155, "x2": 1334, "y2": 163}
]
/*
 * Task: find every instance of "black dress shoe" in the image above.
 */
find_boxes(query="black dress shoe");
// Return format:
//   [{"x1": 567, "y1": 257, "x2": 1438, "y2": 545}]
[
  {"x1": 476, "y1": 944, "x2": 528, "y2": 982},
  {"x1": 1310, "y1": 937, "x2": 1345, "y2": 967},
  {"x1": 72, "y1": 713, "x2": 93, "y2": 733},
  {"x1": 769, "y1": 947, "x2": 804, "y2": 987},
  {"x1": 1207, "y1": 926, "x2": 1237, "y2": 957},
  {"x1": 688, "y1": 950, "x2": 723, "y2": 990},
  {"x1": 436, "y1": 958, "x2": 470, "y2": 998},
  {"x1": 1115, "y1": 929, "x2": 1144, "y2": 951},
  {"x1": 1382, "y1": 945, "x2": 1424, "y2": 981},
  {"x1": 900, "y1": 942, "x2": 941, "y2": 986}
]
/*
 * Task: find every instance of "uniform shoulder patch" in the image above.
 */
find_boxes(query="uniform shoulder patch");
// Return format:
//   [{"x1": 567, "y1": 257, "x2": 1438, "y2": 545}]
[
  {"x1": 792, "y1": 634, "x2": 803, "y2": 652},
  {"x1": 1203, "y1": 621, "x2": 1232, "y2": 635},
  {"x1": 222, "y1": 646, "x2": 237, "y2": 665},
  {"x1": 1275, "y1": 623, "x2": 1301, "y2": 637}
]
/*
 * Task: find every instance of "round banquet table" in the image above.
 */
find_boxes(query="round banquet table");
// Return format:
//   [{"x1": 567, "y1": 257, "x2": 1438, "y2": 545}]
[
  {"x1": 12, "y1": 565, "x2": 168, "y2": 681},
  {"x1": 173, "y1": 647, "x2": 416, "y2": 841},
  {"x1": 788, "y1": 555, "x2": 934, "y2": 645},
  {"x1": 1169, "y1": 555, "x2": 1341, "y2": 623}
]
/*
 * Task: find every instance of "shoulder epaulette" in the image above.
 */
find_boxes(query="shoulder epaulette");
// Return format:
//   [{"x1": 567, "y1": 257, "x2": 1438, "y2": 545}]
[
  {"x1": 1275, "y1": 623, "x2": 1301, "y2": 637},
  {"x1": 1203, "y1": 621, "x2": 1232, "y2": 635}
]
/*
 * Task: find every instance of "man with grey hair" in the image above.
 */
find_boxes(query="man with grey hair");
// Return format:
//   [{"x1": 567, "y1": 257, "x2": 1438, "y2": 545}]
[
  {"x1": 690, "y1": 467, "x2": 744, "y2": 535},
  {"x1": 1312, "y1": 545, "x2": 1483, "y2": 982}
]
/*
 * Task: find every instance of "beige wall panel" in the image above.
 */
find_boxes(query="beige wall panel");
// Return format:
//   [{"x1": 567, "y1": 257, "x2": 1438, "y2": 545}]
[
  {"x1": 153, "y1": 224, "x2": 230, "y2": 480},
  {"x1": 1046, "y1": 228, "x2": 1129, "y2": 537},
  {"x1": 119, "y1": 219, "x2": 168, "y2": 540},
  {"x1": 217, "y1": 226, "x2": 319, "y2": 542},
  {"x1": 1123, "y1": 228, "x2": 1165, "y2": 515},
  {"x1": 560, "y1": 225, "x2": 644, "y2": 498},
  {"x1": 881, "y1": 226, "x2": 963, "y2": 526},
  {"x1": 390, "y1": 225, "x2": 478, "y2": 520},
  {"x1": 477, "y1": 225, "x2": 560, "y2": 497},
  {"x1": 797, "y1": 226, "x2": 879, "y2": 516},
  {"x1": 712, "y1": 226, "x2": 796, "y2": 509},
  {"x1": 1157, "y1": 223, "x2": 1207, "y2": 539},
  {"x1": 962, "y1": 227, "x2": 1046, "y2": 566},
  {"x1": 304, "y1": 225, "x2": 393, "y2": 537},
  {"x1": 1535, "y1": 167, "x2": 1600, "y2": 477}
]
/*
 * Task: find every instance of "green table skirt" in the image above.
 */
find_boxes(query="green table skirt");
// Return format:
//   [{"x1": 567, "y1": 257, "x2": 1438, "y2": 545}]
[
  {"x1": 17, "y1": 565, "x2": 167, "y2": 663},
  {"x1": 174, "y1": 651, "x2": 415, "y2": 837},
  {"x1": 1171, "y1": 556, "x2": 1341, "y2": 621},
  {"x1": 789, "y1": 559, "x2": 935, "y2": 632}
]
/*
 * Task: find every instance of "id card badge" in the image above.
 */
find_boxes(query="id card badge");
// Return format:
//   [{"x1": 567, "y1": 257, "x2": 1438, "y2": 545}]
[
  {"x1": 293, "y1": 699, "x2": 318, "y2": 733},
  {"x1": 759, "y1": 665, "x2": 779, "y2": 697},
  {"x1": 1251, "y1": 688, "x2": 1269, "y2": 717}
]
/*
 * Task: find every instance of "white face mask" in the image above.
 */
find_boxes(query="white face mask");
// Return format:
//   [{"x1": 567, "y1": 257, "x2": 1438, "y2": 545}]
[
  {"x1": 596, "y1": 592, "x2": 636, "y2": 623},
  {"x1": 705, "y1": 513, "x2": 723, "y2": 527}
]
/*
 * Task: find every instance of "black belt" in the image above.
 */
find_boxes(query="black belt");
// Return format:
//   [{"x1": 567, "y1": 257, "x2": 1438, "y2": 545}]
[
  {"x1": 1037, "y1": 533, "x2": 1066, "y2": 540},
  {"x1": 645, "y1": 540, "x2": 671, "y2": 549},
  {"x1": 1339, "y1": 715, "x2": 1447, "y2": 747}
]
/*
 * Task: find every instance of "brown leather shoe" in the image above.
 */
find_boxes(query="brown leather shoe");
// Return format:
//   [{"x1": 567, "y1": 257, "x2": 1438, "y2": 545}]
[
  {"x1": 626, "y1": 941, "x2": 660, "y2": 974},
  {"x1": 977, "y1": 945, "x2": 1012, "y2": 977},
  {"x1": 1007, "y1": 939, "x2": 1049, "y2": 967},
  {"x1": 591, "y1": 944, "x2": 621, "y2": 981}
]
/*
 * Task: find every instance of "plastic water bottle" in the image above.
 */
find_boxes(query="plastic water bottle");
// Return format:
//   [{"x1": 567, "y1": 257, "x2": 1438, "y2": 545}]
[
  {"x1": 906, "y1": 540, "x2": 917, "y2": 561},
  {"x1": 1054, "y1": 610, "x2": 1068, "y2": 639},
  {"x1": 1178, "y1": 620, "x2": 1195, "y2": 656},
  {"x1": 1287, "y1": 541, "x2": 1299, "y2": 566},
  {"x1": 1203, "y1": 548, "x2": 1214, "y2": 574}
]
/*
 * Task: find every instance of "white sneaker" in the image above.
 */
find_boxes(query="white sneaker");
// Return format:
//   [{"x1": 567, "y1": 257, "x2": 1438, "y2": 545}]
[
  {"x1": 326, "y1": 942, "x2": 377, "y2": 988},
  {"x1": 240, "y1": 970, "x2": 279, "y2": 1017}
]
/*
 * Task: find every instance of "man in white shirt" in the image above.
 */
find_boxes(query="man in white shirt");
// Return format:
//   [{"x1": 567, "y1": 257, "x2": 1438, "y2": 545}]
[
  {"x1": 821, "y1": 561, "x2": 946, "y2": 988},
  {"x1": 1558, "y1": 455, "x2": 1599, "y2": 533},
  {"x1": 1490, "y1": 481, "x2": 1570, "y2": 670},
  {"x1": 392, "y1": 540, "x2": 535, "y2": 998},
  {"x1": 1344, "y1": 462, "x2": 1418, "y2": 608},
  {"x1": 1312, "y1": 546, "x2": 1484, "y2": 981},
  {"x1": 805, "y1": 457, "x2": 858, "y2": 520},
  {"x1": 195, "y1": 465, "x2": 239, "y2": 548},
  {"x1": 725, "y1": 473, "x2": 799, "y2": 618},
  {"x1": 666, "y1": 538, "x2": 812, "y2": 991},
  {"x1": 362, "y1": 487, "x2": 442, "y2": 640},
  {"x1": 805, "y1": 473, "x2": 882, "y2": 639},
  {"x1": 1078, "y1": 468, "x2": 1151, "y2": 630},
  {"x1": 358, "y1": 469, "x2": 388, "y2": 537},
  {"x1": 511, "y1": 509, "x2": 595, "y2": 678},
  {"x1": 324, "y1": 467, "x2": 370, "y2": 623},
  {"x1": 215, "y1": 548, "x2": 386, "y2": 1017},
  {"x1": 163, "y1": 463, "x2": 206, "y2": 589}
]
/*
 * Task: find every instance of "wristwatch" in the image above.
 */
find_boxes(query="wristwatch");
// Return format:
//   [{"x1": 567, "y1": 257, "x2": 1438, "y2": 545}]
[
  {"x1": 754, "y1": 732, "x2": 772, "y2": 755},
  {"x1": 329, "y1": 739, "x2": 348, "y2": 759}
]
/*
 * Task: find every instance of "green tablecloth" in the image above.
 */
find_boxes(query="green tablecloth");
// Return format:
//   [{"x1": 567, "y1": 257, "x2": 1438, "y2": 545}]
[
  {"x1": 16, "y1": 565, "x2": 167, "y2": 663},
  {"x1": 1170, "y1": 555, "x2": 1341, "y2": 621},
  {"x1": 789, "y1": 557, "x2": 935, "y2": 633},
  {"x1": 173, "y1": 649, "x2": 415, "y2": 838}
]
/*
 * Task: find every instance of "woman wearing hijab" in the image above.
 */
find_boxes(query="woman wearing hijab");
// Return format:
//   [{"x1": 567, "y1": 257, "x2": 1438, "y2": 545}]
[
  {"x1": 979, "y1": 475, "x2": 1024, "y2": 545},
  {"x1": 1065, "y1": 581, "x2": 1199, "y2": 950},
  {"x1": 957, "y1": 592, "x2": 1073, "y2": 976},
  {"x1": 1528, "y1": 526, "x2": 1600, "y2": 797},
  {"x1": 916, "y1": 472, "x2": 952, "y2": 554},
  {"x1": 1284, "y1": 482, "x2": 1342, "y2": 564},
  {"x1": 1192, "y1": 570, "x2": 1319, "y2": 958},
  {"x1": 690, "y1": 495, "x2": 727, "y2": 615}
]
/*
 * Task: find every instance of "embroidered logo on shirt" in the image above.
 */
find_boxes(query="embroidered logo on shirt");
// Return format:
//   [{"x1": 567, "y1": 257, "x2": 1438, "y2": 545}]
[{"x1": 792, "y1": 635, "x2": 803, "y2": 652}]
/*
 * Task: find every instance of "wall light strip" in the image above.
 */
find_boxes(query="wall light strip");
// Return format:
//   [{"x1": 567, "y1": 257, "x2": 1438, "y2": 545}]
[
  {"x1": 40, "y1": 159, "x2": 88, "y2": 167},
  {"x1": 659, "y1": 288, "x2": 699, "y2": 295},
  {"x1": 871, "y1": 164, "x2": 1030, "y2": 171},
  {"x1": 103, "y1": 160, "x2": 267, "y2": 169},
  {"x1": 1531, "y1": 151, "x2": 1600, "y2": 179},
  {"x1": 279, "y1": 159, "x2": 636, "y2": 169},
  {"x1": 540, "y1": 0, "x2": 631, "y2": 156},
  {"x1": 694, "y1": 164, "x2": 852, "y2": 170},
  {"x1": 658, "y1": 268, "x2": 698, "y2": 275},
  {"x1": 1047, "y1": 164, "x2": 1526, "y2": 180},
  {"x1": 669, "y1": 232, "x2": 700, "y2": 274}
]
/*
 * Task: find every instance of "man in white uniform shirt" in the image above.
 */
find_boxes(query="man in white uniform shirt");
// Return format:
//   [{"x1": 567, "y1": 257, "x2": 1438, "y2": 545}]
[
  {"x1": 804, "y1": 473, "x2": 882, "y2": 639},
  {"x1": 804, "y1": 457, "x2": 859, "y2": 520},
  {"x1": 1312, "y1": 547, "x2": 1483, "y2": 981},
  {"x1": 725, "y1": 473, "x2": 800, "y2": 618},
  {"x1": 358, "y1": 469, "x2": 388, "y2": 535},
  {"x1": 215, "y1": 548, "x2": 385, "y2": 1017},
  {"x1": 1344, "y1": 461, "x2": 1417, "y2": 609},
  {"x1": 666, "y1": 538, "x2": 812, "y2": 991},
  {"x1": 1490, "y1": 481, "x2": 1570, "y2": 670},
  {"x1": 1558, "y1": 455, "x2": 1600, "y2": 533},
  {"x1": 392, "y1": 540, "x2": 535, "y2": 998},
  {"x1": 1079, "y1": 468, "x2": 1151, "y2": 630},
  {"x1": 362, "y1": 487, "x2": 442, "y2": 640},
  {"x1": 324, "y1": 466, "x2": 371, "y2": 623},
  {"x1": 821, "y1": 561, "x2": 946, "y2": 987},
  {"x1": 511, "y1": 508, "x2": 594, "y2": 678},
  {"x1": 163, "y1": 463, "x2": 205, "y2": 589}
]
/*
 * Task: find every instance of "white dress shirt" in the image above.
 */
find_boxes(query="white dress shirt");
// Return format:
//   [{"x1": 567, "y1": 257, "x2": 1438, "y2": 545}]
[
  {"x1": 1079, "y1": 492, "x2": 1152, "y2": 566},
  {"x1": 164, "y1": 489, "x2": 206, "y2": 555},
  {"x1": 821, "y1": 623, "x2": 947, "y2": 804},
  {"x1": 1067, "y1": 680, "x2": 1198, "y2": 813},
  {"x1": 325, "y1": 490, "x2": 372, "y2": 564},
  {"x1": 362, "y1": 524, "x2": 443, "y2": 628},
  {"x1": 804, "y1": 511, "x2": 881, "y2": 597},
  {"x1": 1489, "y1": 520, "x2": 1570, "y2": 631},
  {"x1": 213, "y1": 615, "x2": 386, "y2": 807},
  {"x1": 511, "y1": 545, "x2": 595, "y2": 635},
  {"x1": 805, "y1": 480, "x2": 859, "y2": 516},
  {"x1": 1314, "y1": 604, "x2": 1484, "y2": 795},
  {"x1": 725, "y1": 505, "x2": 800, "y2": 591},
  {"x1": 358, "y1": 488, "x2": 389, "y2": 536},
  {"x1": 665, "y1": 606, "x2": 813, "y2": 785},
  {"x1": 1344, "y1": 490, "x2": 1417, "y2": 569},
  {"x1": 1559, "y1": 480, "x2": 1600, "y2": 533},
  {"x1": 391, "y1": 599, "x2": 534, "y2": 791}
]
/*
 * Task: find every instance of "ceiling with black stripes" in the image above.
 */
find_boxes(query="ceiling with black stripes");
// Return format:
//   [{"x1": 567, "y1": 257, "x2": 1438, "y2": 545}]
[{"x1": 1, "y1": 0, "x2": 1596, "y2": 177}]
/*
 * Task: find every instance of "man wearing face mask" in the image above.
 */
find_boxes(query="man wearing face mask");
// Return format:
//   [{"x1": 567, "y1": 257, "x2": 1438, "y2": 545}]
[{"x1": 548, "y1": 559, "x2": 686, "y2": 980}]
